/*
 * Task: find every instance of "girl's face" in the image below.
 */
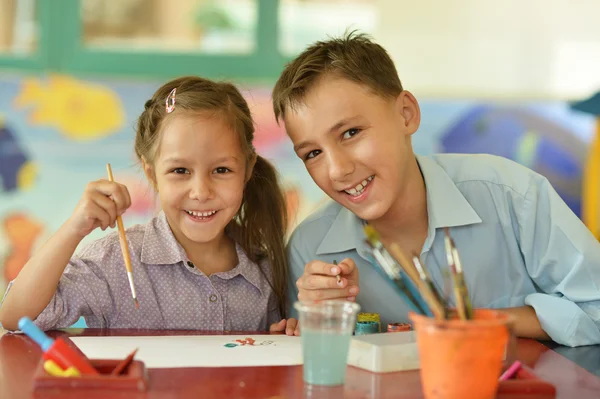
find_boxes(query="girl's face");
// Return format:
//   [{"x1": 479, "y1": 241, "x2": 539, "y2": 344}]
[{"x1": 146, "y1": 111, "x2": 251, "y2": 250}]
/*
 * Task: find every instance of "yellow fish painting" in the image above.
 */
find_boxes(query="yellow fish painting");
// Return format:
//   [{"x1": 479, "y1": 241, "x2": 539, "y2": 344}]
[{"x1": 13, "y1": 75, "x2": 124, "y2": 140}]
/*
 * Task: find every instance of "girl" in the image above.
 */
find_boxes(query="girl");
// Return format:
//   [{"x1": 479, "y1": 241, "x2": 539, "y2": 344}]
[{"x1": 0, "y1": 76, "x2": 298, "y2": 334}]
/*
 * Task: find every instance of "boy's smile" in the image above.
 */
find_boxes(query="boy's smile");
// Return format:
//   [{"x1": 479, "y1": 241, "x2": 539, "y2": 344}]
[
  {"x1": 340, "y1": 175, "x2": 375, "y2": 202},
  {"x1": 284, "y1": 76, "x2": 422, "y2": 224}
]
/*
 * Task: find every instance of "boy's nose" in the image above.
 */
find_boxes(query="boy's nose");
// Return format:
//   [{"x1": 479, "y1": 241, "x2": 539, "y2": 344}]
[{"x1": 328, "y1": 151, "x2": 355, "y2": 182}]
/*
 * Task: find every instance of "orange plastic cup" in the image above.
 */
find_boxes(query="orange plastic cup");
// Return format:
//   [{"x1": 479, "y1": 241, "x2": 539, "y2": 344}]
[{"x1": 410, "y1": 309, "x2": 511, "y2": 399}]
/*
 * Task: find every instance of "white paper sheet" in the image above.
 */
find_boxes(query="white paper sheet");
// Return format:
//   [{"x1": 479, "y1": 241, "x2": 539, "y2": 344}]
[{"x1": 69, "y1": 335, "x2": 303, "y2": 368}]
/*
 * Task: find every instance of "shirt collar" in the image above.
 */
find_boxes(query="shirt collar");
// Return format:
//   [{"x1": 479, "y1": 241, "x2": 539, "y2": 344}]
[
  {"x1": 316, "y1": 154, "x2": 482, "y2": 256},
  {"x1": 141, "y1": 211, "x2": 188, "y2": 265},
  {"x1": 140, "y1": 212, "x2": 266, "y2": 295},
  {"x1": 416, "y1": 154, "x2": 482, "y2": 230}
]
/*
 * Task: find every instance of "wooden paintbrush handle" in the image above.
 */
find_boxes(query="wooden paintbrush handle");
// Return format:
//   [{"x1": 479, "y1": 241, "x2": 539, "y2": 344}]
[{"x1": 116, "y1": 216, "x2": 133, "y2": 273}]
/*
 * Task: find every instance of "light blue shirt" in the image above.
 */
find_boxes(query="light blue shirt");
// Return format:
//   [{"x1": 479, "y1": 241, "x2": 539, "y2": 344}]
[{"x1": 287, "y1": 154, "x2": 600, "y2": 347}]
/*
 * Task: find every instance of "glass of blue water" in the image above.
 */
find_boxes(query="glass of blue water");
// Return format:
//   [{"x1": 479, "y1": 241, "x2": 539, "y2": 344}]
[{"x1": 294, "y1": 300, "x2": 361, "y2": 386}]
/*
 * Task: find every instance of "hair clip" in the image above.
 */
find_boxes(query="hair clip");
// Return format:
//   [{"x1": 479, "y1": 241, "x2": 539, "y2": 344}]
[{"x1": 165, "y1": 88, "x2": 176, "y2": 113}]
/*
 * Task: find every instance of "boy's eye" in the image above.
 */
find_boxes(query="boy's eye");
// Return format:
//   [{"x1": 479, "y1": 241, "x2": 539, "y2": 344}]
[
  {"x1": 213, "y1": 167, "x2": 231, "y2": 174},
  {"x1": 342, "y1": 128, "x2": 361, "y2": 139},
  {"x1": 305, "y1": 150, "x2": 321, "y2": 160},
  {"x1": 173, "y1": 168, "x2": 189, "y2": 174}
]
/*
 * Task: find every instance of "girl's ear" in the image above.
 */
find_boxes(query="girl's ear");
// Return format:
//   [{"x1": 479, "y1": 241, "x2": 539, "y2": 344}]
[
  {"x1": 245, "y1": 153, "x2": 257, "y2": 183},
  {"x1": 142, "y1": 157, "x2": 158, "y2": 192}
]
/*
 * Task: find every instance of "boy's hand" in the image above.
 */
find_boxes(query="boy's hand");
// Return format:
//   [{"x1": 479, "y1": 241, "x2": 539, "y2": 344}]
[
  {"x1": 296, "y1": 258, "x2": 359, "y2": 302},
  {"x1": 66, "y1": 179, "x2": 132, "y2": 239},
  {"x1": 269, "y1": 318, "x2": 300, "y2": 336}
]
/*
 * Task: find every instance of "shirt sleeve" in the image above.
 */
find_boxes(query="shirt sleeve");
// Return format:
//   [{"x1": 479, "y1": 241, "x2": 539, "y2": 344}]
[
  {"x1": 519, "y1": 174, "x2": 600, "y2": 346},
  {"x1": 32, "y1": 240, "x2": 116, "y2": 331}
]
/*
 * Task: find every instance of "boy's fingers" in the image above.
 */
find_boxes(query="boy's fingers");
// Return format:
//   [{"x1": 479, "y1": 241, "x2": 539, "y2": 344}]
[
  {"x1": 297, "y1": 286, "x2": 359, "y2": 302},
  {"x1": 305, "y1": 260, "x2": 340, "y2": 277},
  {"x1": 338, "y1": 258, "x2": 357, "y2": 274},
  {"x1": 298, "y1": 274, "x2": 346, "y2": 290}
]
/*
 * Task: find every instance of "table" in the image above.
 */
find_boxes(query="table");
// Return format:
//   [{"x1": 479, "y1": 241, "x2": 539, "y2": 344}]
[{"x1": 2, "y1": 328, "x2": 600, "y2": 399}]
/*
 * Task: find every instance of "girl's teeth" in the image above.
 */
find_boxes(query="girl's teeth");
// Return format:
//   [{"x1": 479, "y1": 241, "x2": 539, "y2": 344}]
[{"x1": 187, "y1": 210, "x2": 217, "y2": 217}]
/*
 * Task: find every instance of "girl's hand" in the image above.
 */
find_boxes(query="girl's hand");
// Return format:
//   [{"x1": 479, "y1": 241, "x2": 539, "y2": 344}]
[
  {"x1": 269, "y1": 318, "x2": 300, "y2": 336},
  {"x1": 65, "y1": 179, "x2": 132, "y2": 239}
]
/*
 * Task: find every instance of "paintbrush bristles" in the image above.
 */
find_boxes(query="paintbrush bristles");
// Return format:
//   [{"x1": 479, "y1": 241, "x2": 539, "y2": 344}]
[{"x1": 364, "y1": 225, "x2": 380, "y2": 247}]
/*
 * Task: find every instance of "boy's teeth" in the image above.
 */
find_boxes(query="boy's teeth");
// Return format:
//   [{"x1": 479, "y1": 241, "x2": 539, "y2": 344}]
[{"x1": 344, "y1": 176, "x2": 374, "y2": 196}]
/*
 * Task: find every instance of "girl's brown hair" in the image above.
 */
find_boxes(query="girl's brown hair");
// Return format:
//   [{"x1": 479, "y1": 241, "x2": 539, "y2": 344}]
[{"x1": 135, "y1": 76, "x2": 289, "y2": 318}]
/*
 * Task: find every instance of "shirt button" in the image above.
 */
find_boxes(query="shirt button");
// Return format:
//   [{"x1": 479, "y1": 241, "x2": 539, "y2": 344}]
[
  {"x1": 209, "y1": 294, "x2": 218, "y2": 303},
  {"x1": 187, "y1": 261, "x2": 194, "y2": 268}
]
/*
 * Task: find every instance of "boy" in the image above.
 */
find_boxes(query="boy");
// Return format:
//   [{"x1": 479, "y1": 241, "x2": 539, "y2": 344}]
[{"x1": 273, "y1": 32, "x2": 600, "y2": 346}]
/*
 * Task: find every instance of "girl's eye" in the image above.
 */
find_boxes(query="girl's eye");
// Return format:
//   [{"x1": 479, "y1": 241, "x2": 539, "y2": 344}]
[
  {"x1": 305, "y1": 150, "x2": 321, "y2": 160},
  {"x1": 173, "y1": 168, "x2": 189, "y2": 174},
  {"x1": 342, "y1": 128, "x2": 361, "y2": 139},
  {"x1": 214, "y1": 167, "x2": 231, "y2": 174}
]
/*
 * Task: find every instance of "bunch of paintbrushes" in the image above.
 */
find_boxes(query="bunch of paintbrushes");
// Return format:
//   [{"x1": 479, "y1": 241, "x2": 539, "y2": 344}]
[{"x1": 363, "y1": 225, "x2": 473, "y2": 320}]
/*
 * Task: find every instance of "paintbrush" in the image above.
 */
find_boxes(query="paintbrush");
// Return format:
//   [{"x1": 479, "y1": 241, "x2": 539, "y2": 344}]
[
  {"x1": 363, "y1": 225, "x2": 430, "y2": 315},
  {"x1": 333, "y1": 260, "x2": 341, "y2": 285},
  {"x1": 386, "y1": 242, "x2": 446, "y2": 320},
  {"x1": 449, "y1": 236, "x2": 474, "y2": 319},
  {"x1": 411, "y1": 254, "x2": 448, "y2": 320},
  {"x1": 443, "y1": 227, "x2": 471, "y2": 320},
  {"x1": 106, "y1": 163, "x2": 139, "y2": 309}
]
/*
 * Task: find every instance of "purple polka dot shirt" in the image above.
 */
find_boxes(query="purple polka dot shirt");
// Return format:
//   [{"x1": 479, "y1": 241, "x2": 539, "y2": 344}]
[{"x1": 10, "y1": 212, "x2": 281, "y2": 331}]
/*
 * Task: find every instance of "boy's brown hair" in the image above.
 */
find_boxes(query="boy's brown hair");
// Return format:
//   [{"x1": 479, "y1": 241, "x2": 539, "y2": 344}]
[{"x1": 272, "y1": 30, "x2": 403, "y2": 123}]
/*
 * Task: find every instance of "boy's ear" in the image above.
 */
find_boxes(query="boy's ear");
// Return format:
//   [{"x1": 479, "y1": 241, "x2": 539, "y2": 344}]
[
  {"x1": 142, "y1": 158, "x2": 158, "y2": 192},
  {"x1": 245, "y1": 153, "x2": 257, "y2": 183},
  {"x1": 395, "y1": 90, "x2": 421, "y2": 136}
]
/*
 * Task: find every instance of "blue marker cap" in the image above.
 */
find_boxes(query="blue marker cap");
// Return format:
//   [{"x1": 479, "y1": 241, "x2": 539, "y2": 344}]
[{"x1": 18, "y1": 317, "x2": 54, "y2": 352}]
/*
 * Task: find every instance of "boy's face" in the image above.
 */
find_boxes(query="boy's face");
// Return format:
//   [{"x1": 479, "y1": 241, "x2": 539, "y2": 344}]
[
  {"x1": 145, "y1": 111, "x2": 249, "y2": 249},
  {"x1": 284, "y1": 77, "x2": 420, "y2": 222}
]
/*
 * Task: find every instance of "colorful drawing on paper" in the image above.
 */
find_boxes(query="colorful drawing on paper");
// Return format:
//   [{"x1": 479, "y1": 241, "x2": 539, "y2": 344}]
[{"x1": 224, "y1": 337, "x2": 276, "y2": 348}]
